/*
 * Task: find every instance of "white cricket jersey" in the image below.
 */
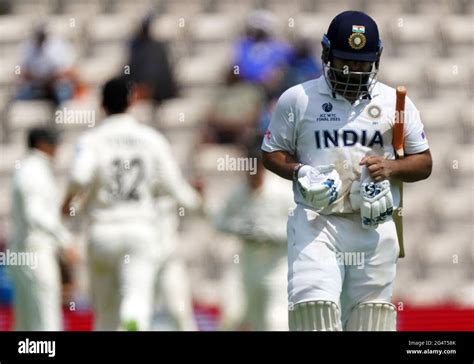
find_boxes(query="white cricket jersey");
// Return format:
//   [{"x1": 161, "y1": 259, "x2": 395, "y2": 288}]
[
  {"x1": 261, "y1": 76, "x2": 429, "y2": 214},
  {"x1": 215, "y1": 173, "x2": 295, "y2": 244},
  {"x1": 9, "y1": 150, "x2": 70, "y2": 250},
  {"x1": 68, "y1": 114, "x2": 200, "y2": 223}
]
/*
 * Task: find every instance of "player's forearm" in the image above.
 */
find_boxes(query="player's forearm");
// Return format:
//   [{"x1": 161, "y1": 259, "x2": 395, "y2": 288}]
[
  {"x1": 390, "y1": 149, "x2": 432, "y2": 182},
  {"x1": 61, "y1": 194, "x2": 75, "y2": 217},
  {"x1": 262, "y1": 150, "x2": 299, "y2": 180}
]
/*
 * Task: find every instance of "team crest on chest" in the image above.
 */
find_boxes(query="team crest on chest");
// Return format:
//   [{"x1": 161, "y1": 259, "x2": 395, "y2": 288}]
[{"x1": 367, "y1": 105, "x2": 382, "y2": 119}]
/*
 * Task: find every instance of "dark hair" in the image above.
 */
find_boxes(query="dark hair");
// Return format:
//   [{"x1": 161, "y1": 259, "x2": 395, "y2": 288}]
[
  {"x1": 102, "y1": 77, "x2": 131, "y2": 114},
  {"x1": 27, "y1": 127, "x2": 61, "y2": 149}
]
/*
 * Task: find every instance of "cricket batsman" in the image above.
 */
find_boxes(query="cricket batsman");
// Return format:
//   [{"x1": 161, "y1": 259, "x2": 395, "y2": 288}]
[{"x1": 261, "y1": 11, "x2": 432, "y2": 331}]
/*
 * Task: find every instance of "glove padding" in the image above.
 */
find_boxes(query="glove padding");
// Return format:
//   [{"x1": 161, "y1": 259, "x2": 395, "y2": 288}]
[
  {"x1": 360, "y1": 176, "x2": 394, "y2": 229},
  {"x1": 297, "y1": 164, "x2": 341, "y2": 209}
]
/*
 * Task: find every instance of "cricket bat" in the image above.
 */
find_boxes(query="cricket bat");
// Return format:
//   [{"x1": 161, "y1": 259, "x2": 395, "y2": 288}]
[{"x1": 393, "y1": 86, "x2": 406, "y2": 258}]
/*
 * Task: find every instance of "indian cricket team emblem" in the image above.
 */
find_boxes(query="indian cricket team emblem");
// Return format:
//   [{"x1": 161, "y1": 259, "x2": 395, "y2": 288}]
[
  {"x1": 348, "y1": 33, "x2": 366, "y2": 50},
  {"x1": 367, "y1": 105, "x2": 382, "y2": 118}
]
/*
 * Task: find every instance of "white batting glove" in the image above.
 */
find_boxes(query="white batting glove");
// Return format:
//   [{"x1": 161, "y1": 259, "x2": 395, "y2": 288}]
[
  {"x1": 360, "y1": 172, "x2": 394, "y2": 229},
  {"x1": 297, "y1": 164, "x2": 341, "y2": 209}
]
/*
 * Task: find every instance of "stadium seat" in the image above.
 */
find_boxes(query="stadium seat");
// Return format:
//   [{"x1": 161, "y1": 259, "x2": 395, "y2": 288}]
[
  {"x1": 289, "y1": 13, "x2": 334, "y2": 42},
  {"x1": 189, "y1": 14, "x2": 240, "y2": 44},
  {"x1": 46, "y1": 15, "x2": 85, "y2": 44},
  {"x1": 360, "y1": 0, "x2": 406, "y2": 15},
  {"x1": 441, "y1": 15, "x2": 474, "y2": 49},
  {"x1": 112, "y1": 0, "x2": 158, "y2": 16},
  {"x1": 398, "y1": 277, "x2": 458, "y2": 306},
  {"x1": 150, "y1": 14, "x2": 189, "y2": 42},
  {"x1": 194, "y1": 143, "x2": 245, "y2": 174},
  {"x1": 411, "y1": 0, "x2": 455, "y2": 15},
  {"x1": 6, "y1": 100, "x2": 54, "y2": 133},
  {"x1": 213, "y1": 0, "x2": 258, "y2": 15},
  {"x1": 76, "y1": 54, "x2": 125, "y2": 87},
  {"x1": 87, "y1": 14, "x2": 138, "y2": 45},
  {"x1": 425, "y1": 58, "x2": 471, "y2": 97},
  {"x1": 310, "y1": 0, "x2": 356, "y2": 14},
  {"x1": 156, "y1": 96, "x2": 211, "y2": 129},
  {"x1": 161, "y1": 0, "x2": 205, "y2": 16},
  {"x1": 0, "y1": 15, "x2": 31, "y2": 45},
  {"x1": 458, "y1": 104, "x2": 474, "y2": 144},
  {"x1": 387, "y1": 15, "x2": 440, "y2": 57},
  {"x1": 11, "y1": 0, "x2": 55, "y2": 15},
  {"x1": 175, "y1": 49, "x2": 230, "y2": 88},
  {"x1": 378, "y1": 57, "x2": 428, "y2": 96},
  {"x1": 0, "y1": 143, "x2": 25, "y2": 177},
  {"x1": 423, "y1": 230, "x2": 472, "y2": 267},
  {"x1": 0, "y1": 57, "x2": 17, "y2": 90},
  {"x1": 453, "y1": 282, "x2": 474, "y2": 307},
  {"x1": 264, "y1": 0, "x2": 302, "y2": 17},
  {"x1": 450, "y1": 145, "x2": 474, "y2": 177},
  {"x1": 416, "y1": 96, "x2": 468, "y2": 133},
  {"x1": 60, "y1": 0, "x2": 104, "y2": 16}
]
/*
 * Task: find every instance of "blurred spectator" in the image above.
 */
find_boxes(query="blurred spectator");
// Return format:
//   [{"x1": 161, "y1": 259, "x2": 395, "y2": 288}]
[
  {"x1": 257, "y1": 39, "x2": 320, "y2": 139},
  {"x1": 17, "y1": 24, "x2": 77, "y2": 106},
  {"x1": 126, "y1": 14, "x2": 178, "y2": 104},
  {"x1": 256, "y1": 98, "x2": 278, "y2": 138},
  {"x1": 215, "y1": 141, "x2": 294, "y2": 330},
  {"x1": 204, "y1": 68, "x2": 264, "y2": 144},
  {"x1": 233, "y1": 10, "x2": 294, "y2": 98},
  {"x1": 279, "y1": 38, "x2": 322, "y2": 92}
]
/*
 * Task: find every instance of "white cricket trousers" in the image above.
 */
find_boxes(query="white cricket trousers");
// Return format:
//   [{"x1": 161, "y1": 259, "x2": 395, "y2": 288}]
[
  {"x1": 88, "y1": 221, "x2": 159, "y2": 331},
  {"x1": 8, "y1": 240, "x2": 61, "y2": 331},
  {"x1": 287, "y1": 206, "x2": 399, "y2": 325}
]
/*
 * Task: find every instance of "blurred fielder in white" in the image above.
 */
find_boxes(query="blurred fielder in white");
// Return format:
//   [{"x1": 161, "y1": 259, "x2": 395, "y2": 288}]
[
  {"x1": 153, "y1": 196, "x2": 197, "y2": 331},
  {"x1": 8, "y1": 127, "x2": 73, "y2": 330},
  {"x1": 61, "y1": 78, "x2": 201, "y2": 331},
  {"x1": 262, "y1": 11, "x2": 432, "y2": 331},
  {"x1": 215, "y1": 145, "x2": 294, "y2": 331}
]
